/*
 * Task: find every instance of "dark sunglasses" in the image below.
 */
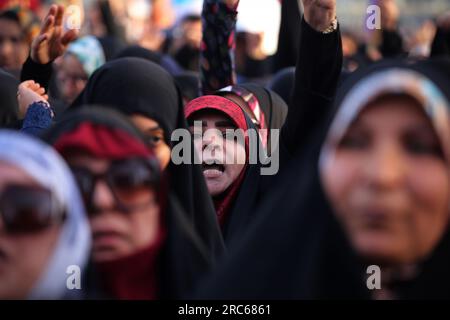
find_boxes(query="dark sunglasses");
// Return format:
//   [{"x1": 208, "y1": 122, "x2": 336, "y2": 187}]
[
  {"x1": 0, "y1": 185, "x2": 66, "y2": 234},
  {"x1": 70, "y1": 158, "x2": 160, "y2": 214}
]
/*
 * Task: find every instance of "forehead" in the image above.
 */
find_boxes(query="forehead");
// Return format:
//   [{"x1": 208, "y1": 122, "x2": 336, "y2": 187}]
[
  {"x1": 0, "y1": 18, "x2": 21, "y2": 36},
  {"x1": 130, "y1": 114, "x2": 160, "y2": 130},
  {"x1": 351, "y1": 94, "x2": 431, "y2": 129},
  {"x1": 65, "y1": 152, "x2": 110, "y2": 173},
  {"x1": 189, "y1": 108, "x2": 233, "y2": 123},
  {"x1": 0, "y1": 161, "x2": 38, "y2": 189}
]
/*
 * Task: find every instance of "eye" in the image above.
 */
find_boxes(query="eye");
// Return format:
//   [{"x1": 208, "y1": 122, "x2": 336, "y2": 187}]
[
  {"x1": 10, "y1": 36, "x2": 20, "y2": 44},
  {"x1": 403, "y1": 136, "x2": 443, "y2": 158},
  {"x1": 338, "y1": 130, "x2": 370, "y2": 150},
  {"x1": 147, "y1": 135, "x2": 163, "y2": 147}
]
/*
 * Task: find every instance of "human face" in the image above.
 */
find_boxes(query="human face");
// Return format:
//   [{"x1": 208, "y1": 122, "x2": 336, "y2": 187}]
[
  {"x1": 57, "y1": 54, "x2": 89, "y2": 104},
  {"x1": 0, "y1": 19, "x2": 28, "y2": 70},
  {"x1": 322, "y1": 95, "x2": 450, "y2": 267},
  {"x1": 0, "y1": 162, "x2": 61, "y2": 299},
  {"x1": 189, "y1": 110, "x2": 246, "y2": 197},
  {"x1": 130, "y1": 114, "x2": 171, "y2": 170},
  {"x1": 67, "y1": 154, "x2": 160, "y2": 262}
]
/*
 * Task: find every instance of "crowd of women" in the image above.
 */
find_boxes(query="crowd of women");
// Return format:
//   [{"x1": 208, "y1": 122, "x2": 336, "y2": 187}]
[{"x1": 1, "y1": 0, "x2": 450, "y2": 299}]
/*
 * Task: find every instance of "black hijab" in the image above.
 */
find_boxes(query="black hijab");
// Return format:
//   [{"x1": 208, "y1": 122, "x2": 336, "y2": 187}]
[
  {"x1": 174, "y1": 71, "x2": 200, "y2": 103},
  {"x1": 70, "y1": 58, "x2": 224, "y2": 268},
  {"x1": 115, "y1": 45, "x2": 183, "y2": 76},
  {"x1": 195, "y1": 59, "x2": 450, "y2": 299},
  {"x1": 0, "y1": 69, "x2": 19, "y2": 128},
  {"x1": 268, "y1": 67, "x2": 296, "y2": 106}
]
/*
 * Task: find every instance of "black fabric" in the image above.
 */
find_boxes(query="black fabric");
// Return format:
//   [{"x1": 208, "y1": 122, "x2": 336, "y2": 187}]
[
  {"x1": 71, "y1": 58, "x2": 178, "y2": 145},
  {"x1": 115, "y1": 45, "x2": 183, "y2": 76},
  {"x1": 173, "y1": 45, "x2": 200, "y2": 72},
  {"x1": 174, "y1": 71, "x2": 200, "y2": 102},
  {"x1": 0, "y1": 69, "x2": 19, "y2": 128},
  {"x1": 115, "y1": 45, "x2": 164, "y2": 65},
  {"x1": 431, "y1": 27, "x2": 450, "y2": 58},
  {"x1": 20, "y1": 56, "x2": 53, "y2": 92},
  {"x1": 380, "y1": 29, "x2": 404, "y2": 58},
  {"x1": 221, "y1": 18, "x2": 342, "y2": 243},
  {"x1": 268, "y1": 67, "x2": 296, "y2": 106},
  {"x1": 196, "y1": 59, "x2": 450, "y2": 299},
  {"x1": 98, "y1": 36, "x2": 126, "y2": 62},
  {"x1": 274, "y1": 0, "x2": 302, "y2": 72},
  {"x1": 43, "y1": 106, "x2": 220, "y2": 298},
  {"x1": 69, "y1": 58, "x2": 225, "y2": 268}
]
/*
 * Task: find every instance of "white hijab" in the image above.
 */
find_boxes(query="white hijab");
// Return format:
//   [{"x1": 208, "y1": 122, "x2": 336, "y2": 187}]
[{"x1": 0, "y1": 130, "x2": 91, "y2": 299}]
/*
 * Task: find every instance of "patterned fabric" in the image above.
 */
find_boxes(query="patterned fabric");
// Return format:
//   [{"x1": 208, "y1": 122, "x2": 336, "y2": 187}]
[
  {"x1": 21, "y1": 101, "x2": 54, "y2": 136},
  {"x1": 200, "y1": 0, "x2": 239, "y2": 95},
  {"x1": 66, "y1": 35, "x2": 105, "y2": 78},
  {"x1": 219, "y1": 85, "x2": 268, "y2": 147}
]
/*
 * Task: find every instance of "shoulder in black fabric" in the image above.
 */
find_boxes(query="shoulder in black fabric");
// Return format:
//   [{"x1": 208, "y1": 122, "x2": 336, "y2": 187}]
[
  {"x1": 268, "y1": 67, "x2": 296, "y2": 107},
  {"x1": 0, "y1": 69, "x2": 19, "y2": 128}
]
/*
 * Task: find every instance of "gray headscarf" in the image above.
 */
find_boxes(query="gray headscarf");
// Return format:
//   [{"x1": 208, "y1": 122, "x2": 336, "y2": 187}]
[{"x1": 0, "y1": 130, "x2": 91, "y2": 299}]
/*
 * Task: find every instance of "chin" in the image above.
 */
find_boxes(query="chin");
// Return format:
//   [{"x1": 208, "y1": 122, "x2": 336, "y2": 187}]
[
  {"x1": 206, "y1": 182, "x2": 227, "y2": 197},
  {"x1": 353, "y1": 235, "x2": 408, "y2": 266}
]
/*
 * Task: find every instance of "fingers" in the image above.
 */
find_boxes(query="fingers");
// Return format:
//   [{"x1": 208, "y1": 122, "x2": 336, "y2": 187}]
[
  {"x1": 55, "y1": 4, "x2": 65, "y2": 27},
  {"x1": 19, "y1": 80, "x2": 46, "y2": 95},
  {"x1": 61, "y1": 29, "x2": 79, "y2": 46},
  {"x1": 19, "y1": 80, "x2": 36, "y2": 90},
  {"x1": 40, "y1": 14, "x2": 54, "y2": 35},
  {"x1": 34, "y1": 33, "x2": 49, "y2": 47}
]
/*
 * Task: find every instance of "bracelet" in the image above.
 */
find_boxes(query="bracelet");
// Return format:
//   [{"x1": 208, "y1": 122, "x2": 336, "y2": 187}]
[
  {"x1": 322, "y1": 18, "x2": 338, "y2": 34},
  {"x1": 34, "y1": 100, "x2": 55, "y2": 118}
]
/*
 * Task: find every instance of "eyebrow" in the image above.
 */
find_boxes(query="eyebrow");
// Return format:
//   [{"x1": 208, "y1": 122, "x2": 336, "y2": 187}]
[
  {"x1": 145, "y1": 126, "x2": 163, "y2": 133},
  {"x1": 215, "y1": 120, "x2": 236, "y2": 128},
  {"x1": 188, "y1": 120, "x2": 236, "y2": 127}
]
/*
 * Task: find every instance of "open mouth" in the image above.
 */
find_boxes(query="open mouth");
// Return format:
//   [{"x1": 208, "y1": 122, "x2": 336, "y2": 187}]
[{"x1": 202, "y1": 163, "x2": 225, "y2": 178}]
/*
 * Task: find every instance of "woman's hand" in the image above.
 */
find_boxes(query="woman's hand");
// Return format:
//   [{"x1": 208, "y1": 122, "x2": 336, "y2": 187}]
[
  {"x1": 17, "y1": 81, "x2": 49, "y2": 119},
  {"x1": 30, "y1": 4, "x2": 78, "y2": 64},
  {"x1": 302, "y1": 0, "x2": 337, "y2": 33}
]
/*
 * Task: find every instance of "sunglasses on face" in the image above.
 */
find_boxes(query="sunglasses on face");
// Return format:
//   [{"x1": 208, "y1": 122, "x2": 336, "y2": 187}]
[
  {"x1": 0, "y1": 185, "x2": 66, "y2": 234},
  {"x1": 70, "y1": 158, "x2": 160, "y2": 215}
]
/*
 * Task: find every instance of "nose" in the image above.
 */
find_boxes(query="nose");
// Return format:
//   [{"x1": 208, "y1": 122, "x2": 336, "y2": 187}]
[
  {"x1": 202, "y1": 129, "x2": 222, "y2": 153},
  {"x1": 91, "y1": 180, "x2": 116, "y2": 214},
  {"x1": 363, "y1": 142, "x2": 405, "y2": 190}
]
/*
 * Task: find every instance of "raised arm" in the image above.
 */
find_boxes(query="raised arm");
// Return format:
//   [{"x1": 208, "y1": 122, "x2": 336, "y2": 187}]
[
  {"x1": 200, "y1": 0, "x2": 240, "y2": 95},
  {"x1": 281, "y1": 0, "x2": 342, "y2": 156},
  {"x1": 21, "y1": 5, "x2": 78, "y2": 90}
]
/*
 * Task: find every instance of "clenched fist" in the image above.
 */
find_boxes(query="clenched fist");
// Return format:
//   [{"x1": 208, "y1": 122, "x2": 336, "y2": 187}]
[{"x1": 302, "y1": 0, "x2": 337, "y2": 33}]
